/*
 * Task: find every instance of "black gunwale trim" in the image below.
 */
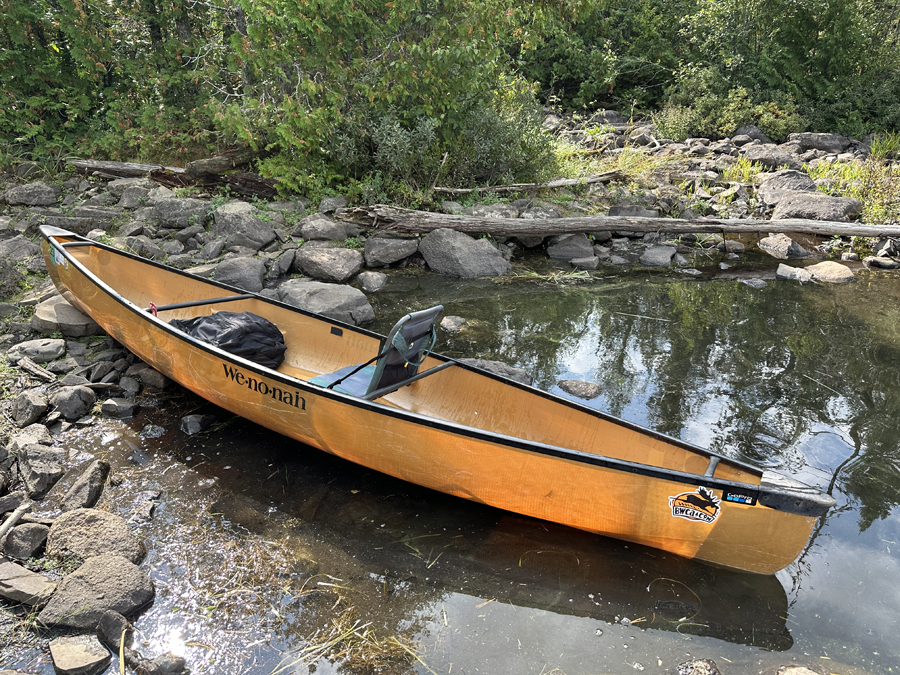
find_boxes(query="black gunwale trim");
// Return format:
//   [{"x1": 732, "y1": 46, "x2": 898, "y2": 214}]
[{"x1": 40, "y1": 226, "x2": 834, "y2": 517}]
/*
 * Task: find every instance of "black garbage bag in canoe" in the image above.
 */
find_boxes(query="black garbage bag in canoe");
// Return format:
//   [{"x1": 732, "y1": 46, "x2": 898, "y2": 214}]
[{"x1": 170, "y1": 311, "x2": 286, "y2": 369}]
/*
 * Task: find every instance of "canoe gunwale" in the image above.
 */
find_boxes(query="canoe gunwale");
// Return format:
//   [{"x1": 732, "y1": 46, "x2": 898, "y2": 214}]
[{"x1": 39, "y1": 226, "x2": 836, "y2": 519}]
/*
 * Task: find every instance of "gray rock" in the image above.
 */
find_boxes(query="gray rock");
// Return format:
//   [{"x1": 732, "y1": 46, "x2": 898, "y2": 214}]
[
  {"x1": 319, "y1": 196, "x2": 348, "y2": 213},
  {"x1": 147, "y1": 186, "x2": 175, "y2": 202},
  {"x1": 117, "y1": 187, "x2": 150, "y2": 209},
  {"x1": 440, "y1": 200, "x2": 464, "y2": 214},
  {"x1": 547, "y1": 234, "x2": 594, "y2": 261},
  {"x1": 742, "y1": 145, "x2": 803, "y2": 170},
  {"x1": 759, "y1": 233, "x2": 809, "y2": 259},
  {"x1": 608, "y1": 205, "x2": 659, "y2": 218},
  {"x1": 756, "y1": 169, "x2": 816, "y2": 204},
  {"x1": 212, "y1": 201, "x2": 276, "y2": 250},
  {"x1": 0, "y1": 233, "x2": 41, "y2": 261},
  {"x1": 46, "y1": 508, "x2": 144, "y2": 563},
  {"x1": 557, "y1": 380, "x2": 601, "y2": 399},
  {"x1": 101, "y1": 398, "x2": 137, "y2": 418},
  {"x1": 863, "y1": 256, "x2": 900, "y2": 269},
  {"x1": 357, "y1": 270, "x2": 388, "y2": 292},
  {"x1": 6, "y1": 337, "x2": 67, "y2": 364},
  {"x1": 31, "y1": 295, "x2": 103, "y2": 337},
  {"x1": 677, "y1": 658, "x2": 721, "y2": 675},
  {"x1": 440, "y1": 316, "x2": 466, "y2": 334},
  {"x1": 5, "y1": 424, "x2": 54, "y2": 458},
  {"x1": 806, "y1": 261, "x2": 855, "y2": 283},
  {"x1": 293, "y1": 247, "x2": 363, "y2": 283},
  {"x1": 364, "y1": 237, "x2": 418, "y2": 267},
  {"x1": 60, "y1": 459, "x2": 110, "y2": 512},
  {"x1": 4, "y1": 181, "x2": 61, "y2": 206},
  {"x1": 459, "y1": 358, "x2": 532, "y2": 385},
  {"x1": 3, "y1": 523, "x2": 50, "y2": 559},
  {"x1": 154, "y1": 197, "x2": 209, "y2": 228},
  {"x1": 124, "y1": 363, "x2": 170, "y2": 390},
  {"x1": 520, "y1": 205, "x2": 563, "y2": 219},
  {"x1": 787, "y1": 132, "x2": 850, "y2": 154},
  {"x1": 639, "y1": 245, "x2": 676, "y2": 267},
  {"x1": 0, "y1": 560, "x2": 56, "y2": 605},
  {"x1": 106, "y1": 177, "x2": 156, "y2": 197},
  {"x1": 717, "y1": 239, "x2": 745, "y2": 254},
  {"x1": 734, "y1": 125, "x2": 772, "y2": 144},
  {"x1": 775, "y1": 263, "x2": 814, "y2": 283},
  {"x1": 97, "y1": 610, "x2": 133, "y2": 650},
  {"x1": 49, "y1": 634, "x2": 111, "y2": 675},
  {"x1": 570, "y1": 256, "x2": 599, "y2": 270},
  {"x1": 0, "y1": 491, "x2": 25, "y2": 516},
  {"x1": 180, "y1": 414, "x2": 217, "y2": 435},
  {"x1": 419, "y1": 228, "x2": 511, "y2": 278},
  {"x1": 38, "y1": 554, "x2": 154, "y2": 629},
  {"x1": 16, "y1": 443, "x2": 66, "y2": 498},
  {"x1": 11, "y1": 389, "x2": 49, "y2": 427},
  {"x1": 162, "y1": 239, "x2": 184, "y2": 255},
  {"x1": 739, "y1": 278, "x2": 768, "y2": 289},
  {"x1": 213, "y1": 256, "x2": 267, "y2": 292},
  {"x1": 464, "y1": 203, "x2": 519, "y2": 219},
  {"x1": 278, "y1": 279, "x2": 375, "y2": 325},
  {"x1": 771, "y1": 192, "x2": 863, "y2": 222},
  {"x1": 50, "y1": 385, "x2": 98, "y2": 421},
  {"x1": 297, "y1": 213, "x2": 348, "y2": 241},
  {"x1": 16, "y1": 160, "x2": 42, "y2": 178}
]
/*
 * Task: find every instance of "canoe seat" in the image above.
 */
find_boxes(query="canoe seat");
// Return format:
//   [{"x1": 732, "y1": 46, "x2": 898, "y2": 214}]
[{"x1": 310, "y1": 305, "x2": 444, "y2": 398}]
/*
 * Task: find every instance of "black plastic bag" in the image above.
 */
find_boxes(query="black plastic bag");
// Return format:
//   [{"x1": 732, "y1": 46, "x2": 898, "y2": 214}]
[{"x1": 170, "y1": 311, "x2": 286, "y2": 369}]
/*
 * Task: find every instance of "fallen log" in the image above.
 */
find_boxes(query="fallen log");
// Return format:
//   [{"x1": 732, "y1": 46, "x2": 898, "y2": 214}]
[
  {"x1": 336, "y1": 205, "x2": 900, "y2": 238},
  {"x1": 185, "y1": 148, "x2": 267, "y2": 178},
  {"x1": 68, "y1": 159, "x2": 184, "y2": 178},
  {"x1": 433, "y1": 171, "x2": 623, "y2": 195}
]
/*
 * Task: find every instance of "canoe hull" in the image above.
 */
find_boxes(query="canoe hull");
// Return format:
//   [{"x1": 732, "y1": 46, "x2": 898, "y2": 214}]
[{"x1": 41, "y1": 229, "x2": 826, "y2": 574}]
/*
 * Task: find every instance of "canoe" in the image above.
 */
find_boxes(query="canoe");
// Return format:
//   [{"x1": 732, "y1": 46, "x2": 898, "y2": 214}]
[{"x1": 39, "y1": 225, "x2": 835, "y2": 574}]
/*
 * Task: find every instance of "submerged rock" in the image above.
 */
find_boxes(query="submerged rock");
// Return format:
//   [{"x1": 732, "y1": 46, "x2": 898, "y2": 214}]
[
  {"x1": 459, "y1": 358, "x2": 533, "y2": 386},
  {"x1": 557, "y1": 380, "x2": 602, "y2": 399},
  {"x1": 46, "y1": 508, "x2": 145, "y2": 563},
  {"x1": 806, "y1": 260, "x2": 855, "y2": 283}
]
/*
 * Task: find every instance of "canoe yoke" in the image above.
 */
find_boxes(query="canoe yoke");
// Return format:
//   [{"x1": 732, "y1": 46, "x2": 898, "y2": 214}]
[{"x1": 310, "y1": 305, "x2": 451, "y2": 400}]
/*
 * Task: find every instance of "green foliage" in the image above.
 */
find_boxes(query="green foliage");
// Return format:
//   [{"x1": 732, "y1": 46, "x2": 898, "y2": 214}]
[
  {"x1": 721, "y1": 157, "x2": 767, "y2": 183},
  {"x1": 807, "y1": 158, "x2": 900, "y2": 224}
]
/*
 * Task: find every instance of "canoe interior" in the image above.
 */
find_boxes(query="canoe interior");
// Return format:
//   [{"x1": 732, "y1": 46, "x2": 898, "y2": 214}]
[{"x1": 56, "y1": 239, "x2": 762, "y2": 487}]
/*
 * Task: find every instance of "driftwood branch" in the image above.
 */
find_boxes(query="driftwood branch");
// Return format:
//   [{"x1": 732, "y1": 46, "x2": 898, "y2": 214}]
[
  {"x1": 69, "y1": 159, "x2": 184, "y2": 178},
  {"x1": 0, "y1": 500, "x2": 34, "y2": 541},
  {"x1": 18, "y1": 357, "x2": 57, "y2": 382},
  {"x1": 336, "y1": 205, "x2": 900, "y2": 238},
  {"x1": 433, "y1": 171, "x2": 623, "y2": 195},
  {"x1": 185, "y1": 148, "x2": 267, "y2": 178}
]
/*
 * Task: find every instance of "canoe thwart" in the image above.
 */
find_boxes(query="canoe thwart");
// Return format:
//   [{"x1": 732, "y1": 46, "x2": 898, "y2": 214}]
[
  {"x1": 362, "y1": 361, "x2": 456, "y2": 400},
  {"x1": 147, "y1": 294, "x2": 257, "y2": 314},
  {"x1": 704, "y1": 456, "x2": 720, "y2": 477}
]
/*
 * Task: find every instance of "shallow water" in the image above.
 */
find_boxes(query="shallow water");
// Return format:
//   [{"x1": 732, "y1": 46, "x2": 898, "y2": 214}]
[{"x1": 8, "y1": 254, "x2": 900, "y2": 675}]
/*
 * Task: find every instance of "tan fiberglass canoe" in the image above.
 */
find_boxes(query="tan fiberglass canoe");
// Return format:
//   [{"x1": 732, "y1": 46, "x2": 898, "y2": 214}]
[{"x1": 40, "y1": 225, "x2": 835, "y2": 574}]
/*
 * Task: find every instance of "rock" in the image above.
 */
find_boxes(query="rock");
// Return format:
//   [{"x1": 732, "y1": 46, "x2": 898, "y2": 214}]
[
  {"x1": 11, "y1": 389, "x2": 49, "y2": 427},
  {"x1": 458, "y1": 358, "x2": 532, "y2": 386},
  {"x1": 776, "y1": 263, "x2": 813, "y2": 283},
  {"x1": 153, "y1": 653, "x2": 188, "y2": 674},
  {"x1": 16, "y1": 443, "x2": 66, "y2": 498},
  {"x1": 117, "y1": 187, "x2": 150, "y2": 209},
  {"x1": 776, "y1": 667, "x2": 819, "y2": 675},
  {"x1": 759, "y1": 233, "x2": 809, "y2": 259},
  {"x1": 608, "y1": 205, "x2": 659, "y2": 218},
  {"x1": 38, "y1": 554, "x2": 154, "y2": 629},
  {"x1": 0, "y1": 233, "x2": 41, "y2": 261},
  {"x1": 46, "y1": 508, "x2": 145, "y2": 563},
  {"x1": 864, "y1": 255, "x2": 900, "y2": 269},
  {"x1": 4, "y1": 181, "x2": 61, "y2": 206},
  {"x1": 31, "y1": 295, "x2": 103, "y2": 337},
  {"x1": 717, "y1": 239, "x2": 745, "y2": 254},
  {"x1": 97, "y1": 610, "x2": 133, "y2": 650},
  {"x1": 0, "y1": 491, "x2": 26, "y2": 515},
  {"x1": 357, "y1": 271, "x2": 387, "y2": 292},
  {"x1": 3, "y1": 523, "x2": 50, "y2": 559},
  {"x1": 99, "y1": 397, "x2": 135, "y2": 418},
  {"x1": 806, "y1": 261, "x2": 855, "y2": 283},
  {"x1": 677, "y1": 658, "x2": 721, "y2": 675},
  {"x1": 742, "y1": 145, "x2": 803, "y2": 170},
  {"x1": 570, "y1": 256, "x2": 599, "y2": 270},
  {"x1": 734, "y1": 124, "x2": 772, "y2": 144},
  {"x1": 319, "y1": 195, "x2": 348, "y2": 213},
  {"x1": 50, "y1": 385, "x2": 98, "y2": 421},
  {"x1": 364, "y1": 236, "x2": 418, "y2": 267},
  {"x1": 547, "y1": 234, "x2": 594, "y2": 260},
  {"x1": 180, "y1": 414, "x2": 217, "y2": 435},
  {"x1": 5, "y1": 424, "x2": 54, "y2": 459},
  {"x1": 293, "y1": 247, "x2": 364, "y2": 283},
  {"x1": 0, "y1": 560, "x2": 56, "y2": 604},
  {"x1": 418, "y1": 228, "x2": 511, "y2": 277},
  {"x1": 296, "y1": 213, "x2": 348, "y2": 241},
  {"x1": 15, "y1": 160, "x2": 42, "y2": 178},
  {"x1": 154, "y1": 197, "x2": 209, "y2": 228},
  {"x1": 125, "y1": 363, "x2": 170, "y2": 390},
  {"x1": 213, "y1": 256, "x2": 267, "y2": 292},
  {"x1": 440, "y1": 316, "x2": 466, "y2": 334},
  {"x1": 49, "y1": 634, "x2": 111, "y2": 675},
  {"x1": 787, "y1": 132, "x2": 851, "y2": 154},
  {"x1": 771, "y1": 192, "x2": 863, "y2": 222},
  {"x1": 277, "y1": 279, "x2": 375, "y2": 325},
  {"x1": 739, "y1": 278, "x2": 768, "y2": 289},
  {"x1": 121, "y1": 234, "x2": 166, "y2": 260},
  {"x1": 520, "y1": 204, "x2": 562, "y2": 219},
  {"x1": 557, "y1": 380, "x2": 601, "y2": 399},
  {"x1": 6, "y1": 337, "x2": 67, "y2": 364},
  {"x1": 639, "y1": 245, "x2": 676, "y2": 267},
  {"x1": 756, "y1": 169, "x2": 816, "y2": 204},
  {"x1": 106, "y1": 177, "x2": 156, "y2": 197},
  {"x1": 464, "y1": 203, "x2": 519, "y2": 219},
  {"x1": 212, "y1": 201, "x2": 276, "y2": 250},
  {"x1": 440, "y1": 200, "x2": 464, "y2": 214},
  {"x1": 60, "y1": 460, "x2": 110, "y2": 511}
]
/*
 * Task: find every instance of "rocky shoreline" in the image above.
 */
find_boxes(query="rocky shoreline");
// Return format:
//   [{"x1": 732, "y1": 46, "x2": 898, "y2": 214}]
[{"x1": 1, "y1": 116, "x2": 898, "y2": 675}]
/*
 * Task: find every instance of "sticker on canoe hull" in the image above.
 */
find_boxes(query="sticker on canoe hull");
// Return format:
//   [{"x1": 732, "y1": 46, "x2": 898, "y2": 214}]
[{"x1": 669, "y1": 486, "x2": 721, "y2": 524}]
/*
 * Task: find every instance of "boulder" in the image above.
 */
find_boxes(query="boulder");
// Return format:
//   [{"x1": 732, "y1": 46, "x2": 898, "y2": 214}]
[
  {"x1": 212, "y1": 201, "x2": 277, "y2": 250},
  {"x1": 296, "y1": 213, "x2": 348, "y2": 241},
  {"x1": 557, "y1": 380, "x2": 601, "y2": 399},
  {"x1": 357, "y1": 271, "x2": 388, "y2": 292},
  {"x1": 49, "y1": 634, "x2": 111, "y2": 675},
  {"x1": 277, "y1": 279, "x2": 375, "y2": 325},
  {"x1": 0, "y1": 233, "x2": 41, "y2": 261},
  {"x1": 46, "y1": 508, "x2": 145, "y2": 563},
  {"x1": 806, "y1": 261, "x2": 855, "y2": 283},
  {"x1": 124, "y1": 363, "x2": 170, "y2": 390},
  {"x1": 0, "y1": 560, "x2": 56, "y2": 605},
  {"x1": 547, "y1": 234, "x2": 594, "y2": 261},
  {"x1": 464, "y1": 203, "x2": 519, "y2": 219},
  {"x1": 742, "y1": 145, "x2": 803, "y2": 170},
  {"x1": 771, "y1": 192, "x2": 863, "y2": 222},
  {"x1": 419, "y1": 228, "x2": 511, "y2": 277},
  {"x1": 60, "y1": 459, "x2": 110, "y2": 511},
  {"x1": 0, "y1": 491, "x2": 28, "y2": 516},
  {"x1": 458, "y1": 358, "x2": 532, "y2": 385},
  {"x1": 5, "y1": 424, "x2": 54, "y2": 459},
  {"x1": 440, "y1": 316, "x2": 466, "y2": 334},
  {"x1": 570, "y1": 256, "x2": 599, "y2": 270},
  {"x1": 639, "y1": 245, "x2": 676, "y2": 267},
  {"x1": 759, "y1": 233, "x2": 809, "y2": 259},
  {"x1": 293, "y1": 247, "x2": 364, "y2": 283},
  {"x1": 31, "y1": 295, "x2": 103, "y2": 337},
  {"x1": 50, "y1": 385, "x2": 98, "y2": 421},
  {"x1": 318, "y1": 196, "x2": 348, "y2": 213},
  {"x1": 787, "y1": 132, "x2": 851, "y2": 154},
  {"x1": 864, "y1": 256, "x2": 900, "y2": 269},
  {"x1": 775, "y1": 263, "x2": 813, "y2": 283},
  {"x1": 213, "y1": 256, "x2": 267, "y2": 292},
  {"x1": 2, "y1": 523, "x2": 50, "y2": 559},
  {"x1": 154, "y1": 197, "x2": 209, "y2": 228},
  {"x1": 734, "y1": 124, "x2": 772, "y2": 143},
  {"x1": 608, "y1": 205, "x2": 659, "y2": 218},
  {"x1": 38, "y1": 554, "x2": 154, "y2": 629},
  {"x1": 364, "y1": 237, "x2": 418, "y2": 267},
  {"x1": 4, "y1": 181, "x2": 61, "y2": 206},
  {"x1": 756, "y1": 169, "x2": 816, "y2": 204},
  {"x1": 122, "y1": 234, "x2": 166, "y2": 260},
  {"x1": 520, "y1": 204, "x2": 563, "y2": 219},
  {"x1": 11, "y1": 389, "x2": 49, "y2": 427},
  {"x1": 106, "y1": 177, "x2": 156, "y2": 197},
  {"x1": 6, "y1": 337, "x2": 67, "y2": 364},
  {"x1": 16, "y1": 443, "x2": 66, "y2": 498}
]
